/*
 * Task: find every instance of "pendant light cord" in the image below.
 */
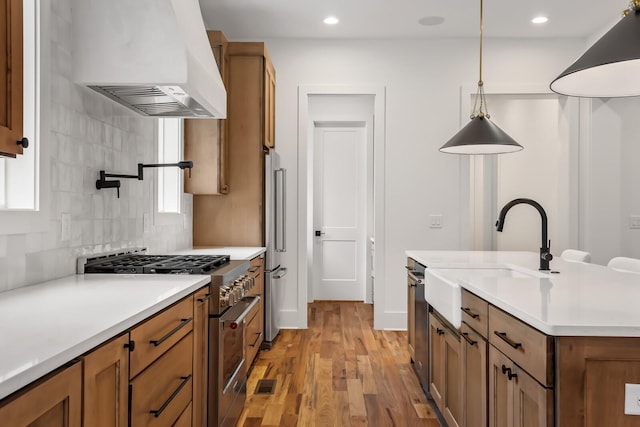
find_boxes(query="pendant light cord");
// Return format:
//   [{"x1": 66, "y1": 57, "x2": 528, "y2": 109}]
[{"x1": 472, "y1": 0, "x2": 489, "y2": 119}]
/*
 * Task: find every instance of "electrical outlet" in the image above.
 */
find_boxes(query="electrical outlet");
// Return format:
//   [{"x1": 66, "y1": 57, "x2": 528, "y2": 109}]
[
  {"x1": 630, "y1": 215, "x2": 640, "y2": 229},
  {"x1": 624, "y1": 384, "x2": 640, "y2": 415},
  {"x1": 429, "y1": 214, "x2": 443, "y2": 229},
  {"x1": 61, "y1": 213, "x2": 71, "y2": 241}
]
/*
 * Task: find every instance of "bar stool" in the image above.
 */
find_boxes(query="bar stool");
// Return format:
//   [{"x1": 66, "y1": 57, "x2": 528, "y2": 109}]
[
  {"x1": 607, "y1": 257, "x2": 640, "y2": 273},
  {"x1": 560, "y1": 249, "x2": 591, "y2": 263}
]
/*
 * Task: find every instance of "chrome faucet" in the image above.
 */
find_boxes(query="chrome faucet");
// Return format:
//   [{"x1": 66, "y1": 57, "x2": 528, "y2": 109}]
[{"x1": 495, "y1": 198, "x2": 553, "y2": 271}]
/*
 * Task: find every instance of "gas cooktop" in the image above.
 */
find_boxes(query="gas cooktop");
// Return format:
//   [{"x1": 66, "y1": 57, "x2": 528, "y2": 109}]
[{"x1": 81, "y1": 252, "x2": 231, "y2": 275}]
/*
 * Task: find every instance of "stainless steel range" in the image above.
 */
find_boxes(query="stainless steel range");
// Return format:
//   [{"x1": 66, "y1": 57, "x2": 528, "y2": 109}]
[{"x1": 79, "y1": 249, "x2": 259, "y2": 427}]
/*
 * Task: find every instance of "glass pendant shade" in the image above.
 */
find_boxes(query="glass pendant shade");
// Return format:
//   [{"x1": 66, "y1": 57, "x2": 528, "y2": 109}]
[
  {"x1": 440, "y1": 115, "x2": 523, "y2": 155},
  {"x1": 550, "y1": 7, "x2": 640, "y2": 97}
]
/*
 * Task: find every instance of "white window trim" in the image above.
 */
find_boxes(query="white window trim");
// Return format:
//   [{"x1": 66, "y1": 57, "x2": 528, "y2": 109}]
[
  {"x1": 0, "y1": 0, "x2": 51, "y2": 235},
  {"x1": 154, "y1": 118, "x2": 185, "y2": 227}
]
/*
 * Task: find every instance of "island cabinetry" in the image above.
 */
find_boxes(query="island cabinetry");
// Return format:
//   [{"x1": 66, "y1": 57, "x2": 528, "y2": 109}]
[
  {"x1": 429, "y1": 311, "x2": 462, "y2": 427},
  {"x1": 487, "y1": 305, "x2": 554, "y2": 427},
  {"x1": 556, "y1": 336, "x2": 640, "y2": 426},
  {"x1": 407, "y1": 259, "x2": 417, "y2": 361},
  {"x1": 82, "y1": 334, "x2": 129, "y2": 427},
  {"x1": 488, "y1": 305, "x2": 554, "y2": 387},
  {"x1": 488, "y1": 346, "x2": 553, "y2": 427},
  {"x1": 184, "y1": 30, "x2": 229, "y2": 195},
  {"x1": 193, "y1": 287, "x2": 210, "y2": 427},
  {"x1": 0, "y1": 361, "x2": 82, "y2": 426},
  {"x1": 460, "y1": 322, "x2": 487, "y2": 427},
  {"x1": 461, "y1": 289, "x2": 489, "y2": 338}
]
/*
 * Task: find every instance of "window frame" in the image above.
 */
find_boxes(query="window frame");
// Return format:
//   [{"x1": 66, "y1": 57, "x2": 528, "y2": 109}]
[
  {"x1": 154, "y1": 118, "x2": 185, "y2": 227},
  {"x1": 0, "y1": 0, "x2": 50, "y2": 235}
]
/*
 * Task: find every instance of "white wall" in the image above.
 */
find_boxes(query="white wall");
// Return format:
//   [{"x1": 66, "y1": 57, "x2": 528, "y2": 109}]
[
  {"x1": 0, "y1": 0, "x2": 192, "y2": 291},
  {"x1": 265, "y1": 37, "x2": 586, "y2": 329},
  {"x1": 585, "y1": 98, "x2": 640, "y2": 265}
]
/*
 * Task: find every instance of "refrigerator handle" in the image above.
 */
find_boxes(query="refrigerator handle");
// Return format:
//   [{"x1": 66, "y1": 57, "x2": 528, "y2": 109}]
[
  {"x1": 273, "y1": 267, "x2": 288, "y2": 279},
  {"x1": 275, "y1": 168, "x2": 286, "y2": 252}
]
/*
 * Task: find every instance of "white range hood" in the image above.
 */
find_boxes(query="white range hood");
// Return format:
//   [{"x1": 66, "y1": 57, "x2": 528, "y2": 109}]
[{"x1": 72, "y1": 0, "x2": 226, "y2": 118}]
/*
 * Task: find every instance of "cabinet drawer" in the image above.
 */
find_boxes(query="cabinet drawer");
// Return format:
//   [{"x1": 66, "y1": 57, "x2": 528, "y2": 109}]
[
  {"x1": 130, "y1": 333, "x2": 193, "y2": 427},
  {"x1": 173, "y1": 402, "x2": 192, "y2": 427},
  {"x1": 130, "y1": 296, "x2": 194, "y2": 378},
  {"x1": 245, "y1": 298, "x2": 263, "y2": 366},
  {"x1": 488, "y1": 305, "x2": 554, "y2": 387},
  {"x1": 461, "y1": 290, "x2": 488, "y2": 338}
]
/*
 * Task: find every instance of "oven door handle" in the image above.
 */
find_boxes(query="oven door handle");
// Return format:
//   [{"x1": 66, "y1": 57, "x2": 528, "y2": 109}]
[{"x1": 221, "y1": 296, "x2": 260, "y2": 325}]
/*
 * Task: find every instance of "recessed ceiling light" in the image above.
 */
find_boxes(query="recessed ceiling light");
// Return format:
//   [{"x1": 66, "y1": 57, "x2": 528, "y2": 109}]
[
  {"x1": 532, "y1": 16, "x2": 548, "y2": 24},
  {"x1": 324, "y1": 16, "x2": 339, "y2": 25},
  {"x1": 418, "y1": 16, "x2": 445, "y2": 26}
]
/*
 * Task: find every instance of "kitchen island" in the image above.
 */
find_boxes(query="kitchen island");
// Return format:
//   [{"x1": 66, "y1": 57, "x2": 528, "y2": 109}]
[{"x1": 406, "y1": 250, "x2": 640, "y2": 427}]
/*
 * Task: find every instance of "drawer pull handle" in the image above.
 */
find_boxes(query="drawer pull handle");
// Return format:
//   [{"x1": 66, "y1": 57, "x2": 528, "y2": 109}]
[
  {"x1": 501, "y1": 365, "x2": 518, "y2": 381},
  {"x1": 436, "y1": 328, "x2": 445, "y2": 336},
  {"x1": 461, "y1": 332, "x2": 477, "y2": 346},
  {"x1": 150, "y1": 318, "x2": 193, "y2": 347},
  {"x1": 494, "y1": 331, "x2": 522, "y2": 349},
  {"x1": 249, "y1": 332, "x2": 262, "y2": 347},
  {"x1": 197, "y1": 294, "x2": 211, "y2": 303},
  {"x1": 248, "y1": 267, "x2": 260, "y2": 273},
  {"x1": 461, "y1": 307, "x2": 480, "y2": 319},
  {"x1": 124, "y1": 340, "x2": 136, "y2": 352},
  {"x1": 149, "y1": 375, "x2": 192, "y2": 418}
]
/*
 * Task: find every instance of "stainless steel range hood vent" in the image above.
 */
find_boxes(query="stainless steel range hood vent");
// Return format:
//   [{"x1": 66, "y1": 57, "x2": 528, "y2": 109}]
[
  {"x1": 72, "y1": 0, "x2": 226, "y2": 119},
  {"x1": 90, "y1": 85, "x2": 212, "y2": 117}
]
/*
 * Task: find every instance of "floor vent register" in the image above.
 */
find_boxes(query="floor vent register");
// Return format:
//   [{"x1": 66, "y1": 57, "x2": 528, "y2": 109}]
[{"x1": 254, "y1": 379, "x2": 277, "y2": 395}]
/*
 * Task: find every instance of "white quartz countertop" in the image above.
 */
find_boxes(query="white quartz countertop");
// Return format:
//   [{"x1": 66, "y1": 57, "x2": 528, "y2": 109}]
[
  {"x1": 0, "y1": 274, "x2": 210, "y2": 400},
  {"x1": 405, "y1": 250, "x2": 640, "y2": 337},
  {"x1": 168, "y1": 246, "x2": 266, "y2": 261}
]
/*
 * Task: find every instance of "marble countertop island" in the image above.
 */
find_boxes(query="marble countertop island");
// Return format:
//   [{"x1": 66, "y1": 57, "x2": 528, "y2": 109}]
[{"x1": 405, "y1": 250, "x2": 640, "y2": 336}]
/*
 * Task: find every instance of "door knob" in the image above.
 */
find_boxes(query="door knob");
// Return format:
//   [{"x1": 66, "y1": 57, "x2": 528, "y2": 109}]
[{"x1": 315, "y1": 230, "x2": 326, "y2": 237}]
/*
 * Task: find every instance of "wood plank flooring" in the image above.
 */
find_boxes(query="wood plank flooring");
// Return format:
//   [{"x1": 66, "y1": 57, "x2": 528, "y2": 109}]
[{"x1": 238, "y1": 301, "x2": 442, "y2": 426}]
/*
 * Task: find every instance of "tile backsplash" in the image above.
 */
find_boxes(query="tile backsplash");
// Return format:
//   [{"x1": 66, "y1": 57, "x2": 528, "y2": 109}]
[{"x1": 0, "y1": 0, "x2": 192, "y2": 291}]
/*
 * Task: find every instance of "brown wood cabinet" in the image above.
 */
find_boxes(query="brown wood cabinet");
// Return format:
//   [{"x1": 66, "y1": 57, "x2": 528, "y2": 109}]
[
  {"x1": 429, "y1": 312, "x2": 462, "y2": 427},
  {"x1": 264, "y1": 61, "x2": 276, "y2": 149},
  {"x1": 129, "y1": 295, "x2": 194, "y2": 378},
  {"x1": 246, "y1": 254, "x2": 265, "y2": 366},
  {"x1": 461, "y1": 322, "x2": 487, "y2": 427},
  {"x1": 130, "y1": 333, "x2": 193, "y2": 427},
  {"x1": 193, "y1": 287, "x2": 210, "y2": 427},
  {"x1": 129, "y1": 296, "x2": 195, "y2": 427},
  {"x1": 193, "y1": 40, "x2": 276, "y2": 247},
  {"x1": 408, "y1": 270, "x2": 416, "y2": 362},
  {"x1": 82, "y1": 334, "x2": 129, "y2": 427},
  {"x1": 488, "y1": 346, "x2": 553, "y2": 427},
  {"x1": 0, "y1": 362, "x2": 82, "y2": 426},
  {"x1": 0, "y1": 0, "x2": 25, "y2": 157},
  {"x1": 184, "y1": 31, "x2": 229, "y2": 195}
]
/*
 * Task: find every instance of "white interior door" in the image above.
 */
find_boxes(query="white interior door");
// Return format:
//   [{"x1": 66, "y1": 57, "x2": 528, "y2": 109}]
[{"x1": 313, "y1": 123, "x2": 367, "y2": 301}]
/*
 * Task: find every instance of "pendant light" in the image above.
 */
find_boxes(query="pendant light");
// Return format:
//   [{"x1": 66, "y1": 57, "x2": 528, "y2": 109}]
[
  {"x1": 440, "y1": 0, "x2": 523, "y2": 155},
  {"x1": 551, "y1": 1, "x2": 640, "y2": 97}
]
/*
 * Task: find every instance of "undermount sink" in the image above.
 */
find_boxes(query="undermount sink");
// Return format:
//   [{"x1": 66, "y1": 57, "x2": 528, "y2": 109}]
[{"x1": 424, "y1": 266, "x2": 545, "y2": 328}]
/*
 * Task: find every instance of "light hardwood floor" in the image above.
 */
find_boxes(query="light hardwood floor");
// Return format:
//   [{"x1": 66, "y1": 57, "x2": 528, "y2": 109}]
[{"x1": 238, "y1": 301, "x2": 442, "y2": 426}]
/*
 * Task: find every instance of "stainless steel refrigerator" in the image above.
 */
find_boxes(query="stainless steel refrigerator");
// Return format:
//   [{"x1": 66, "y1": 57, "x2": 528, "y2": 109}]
[{"x1": 264, "y1": 149, "x2": 287, "y2": 346}]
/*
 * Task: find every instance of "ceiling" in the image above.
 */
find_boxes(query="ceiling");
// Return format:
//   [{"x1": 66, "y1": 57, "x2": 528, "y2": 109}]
[{"x1": 199, "y1": 0, "x2": 621, "y2": 40}]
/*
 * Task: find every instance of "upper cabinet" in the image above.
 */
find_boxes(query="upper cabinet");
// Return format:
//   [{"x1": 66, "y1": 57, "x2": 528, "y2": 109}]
[
  {"x1": 264, "y1": 58, "x2": 276, "y2": 149},
  {"x1": 184, "y1": 31, "x2": 230, "y2": 195},
  {"x1": 227, "y1": 41, "x2": 276, "y2": 150},
  {"x1": 0, "y1": 0, "x2": 25, "y2": 158}
]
